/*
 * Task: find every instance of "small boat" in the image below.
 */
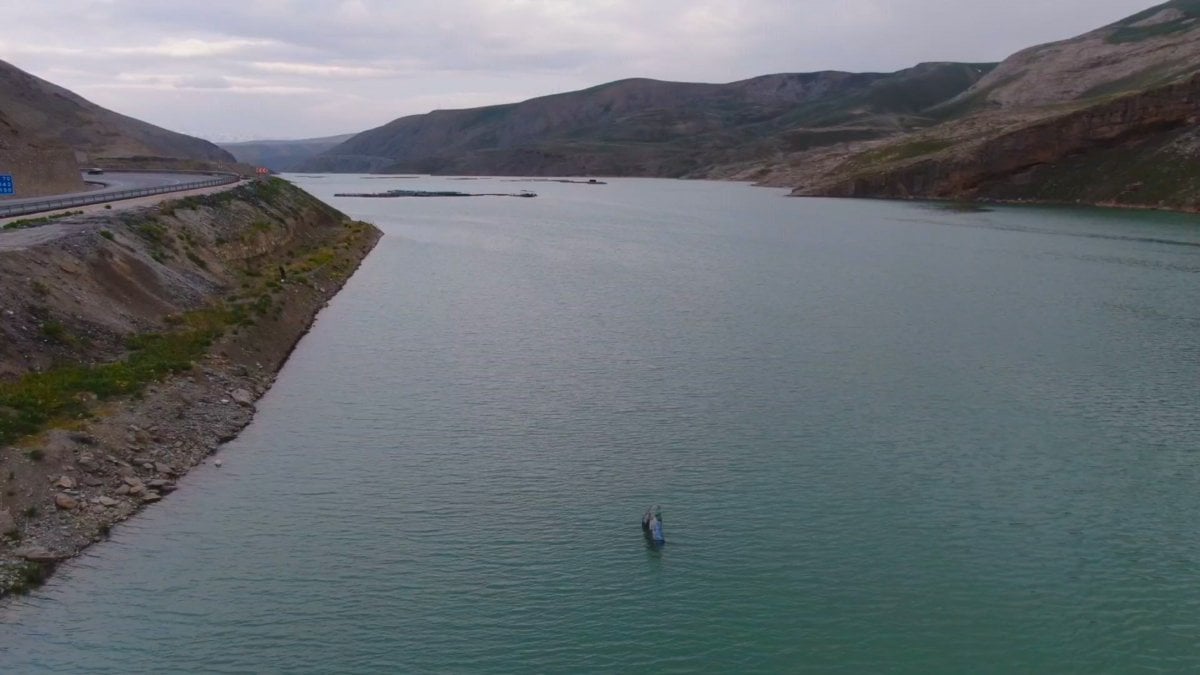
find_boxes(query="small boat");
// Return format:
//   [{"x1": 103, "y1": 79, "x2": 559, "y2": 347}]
[{"x1": 642, "y1": 505, "x2": 665, "y2": 545}]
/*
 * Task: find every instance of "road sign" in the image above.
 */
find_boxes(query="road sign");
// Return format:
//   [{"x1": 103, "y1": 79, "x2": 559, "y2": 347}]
[{"x1": 0, "y1": 174, "x2": 13, "y2": 195}]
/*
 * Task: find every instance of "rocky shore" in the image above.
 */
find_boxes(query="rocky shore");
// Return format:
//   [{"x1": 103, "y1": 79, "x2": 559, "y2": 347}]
[{"x1": 0, "y1": 179, "x2": 381, "y2": 596}]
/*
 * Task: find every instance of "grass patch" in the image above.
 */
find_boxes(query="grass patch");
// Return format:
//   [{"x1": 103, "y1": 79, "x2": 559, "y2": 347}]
[
  {"x1": 99, "y1": 229, "x2": 115, "y2": 241},
  {"x1": 0, "y1": 306, "x2": 236, "y2": 446},
  {"x1": 39, "y1": 320, "x2": 71, "y2": 344},
  {"x1": 8, "y1": 561, "x2": 51, "y2": 595},
  {"x1": 2, "y1": 211, "x2": 84, "y2": 230},
  {"x1": 1107, "y1": 3, "x2": 1200, "y2": 44}
]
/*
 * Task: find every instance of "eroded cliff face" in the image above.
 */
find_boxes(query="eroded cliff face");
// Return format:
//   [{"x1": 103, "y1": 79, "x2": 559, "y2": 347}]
[
  {"x1": 0, "y1": 112, "x2": 85, "y2": 199},
  {"x1": 794, "y1": 75, "x2": 1200, "y2": 211},
  {"x1": 0, "y1": 179, "x2": 381, "y2": 595}
]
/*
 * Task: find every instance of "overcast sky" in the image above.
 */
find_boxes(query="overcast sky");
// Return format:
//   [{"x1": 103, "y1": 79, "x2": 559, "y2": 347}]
[{"x1": 1, "y1": 0, "x2": 1159, "y2": 142}]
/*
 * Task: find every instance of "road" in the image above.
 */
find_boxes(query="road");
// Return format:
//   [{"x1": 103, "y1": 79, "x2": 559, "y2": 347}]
[
  {"x1": 0, "y1": 174, "x2": 248, "y2": 251},
  {"x1": 0, "y1": 171, "x2": 210, "y2": 209}
]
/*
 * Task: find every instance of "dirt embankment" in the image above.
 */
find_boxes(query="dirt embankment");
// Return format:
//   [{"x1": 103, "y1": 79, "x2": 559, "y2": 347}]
[{"x1": 0, "y1": 179, "x2": 381, "y2": 596}]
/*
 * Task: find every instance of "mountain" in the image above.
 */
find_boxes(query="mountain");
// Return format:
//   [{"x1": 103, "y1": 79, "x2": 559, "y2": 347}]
[
  {"x1": 0, "y1": 58, "x2": 236, "y2": 198},
  {"x1": 301, "y1": 62, "x2": 995, "y2": 176},
  {"x1": 220, "y1": 134, "x2": 355, "y2": 172},
  {"x1": 759, "y1": 0, "x2": 1200, "y2": 211},
  {"x1": 303, "y1": 1, "x2": 1200, "y2": 211}
]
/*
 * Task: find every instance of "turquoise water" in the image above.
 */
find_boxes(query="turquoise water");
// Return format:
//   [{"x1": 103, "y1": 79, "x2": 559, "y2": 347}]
[{"x1": 2, "y1": 177, "x2": 1199, "y2": 672}]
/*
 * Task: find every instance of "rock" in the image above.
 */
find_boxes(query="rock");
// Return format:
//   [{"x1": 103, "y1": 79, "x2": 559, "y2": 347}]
[
  {"x1": 128, "y1": 484, "x2": 145, "y2": 496},
  {"x1": 214, "y1": 459, "x2": 223, "y2": 468},
  {"x1": 115, "y1": 484, "x2": 131, "y2": 496},
  {"x1": 16, "y1": 547, "x2": 64, "y2": 563},
  {"x1": 122, "y1": 476, "x2": 142, "y2": 487},
  {"x1": 77, "y1": 453, "x2": 98, "y2": 471},
  {"x1": 131, "y1": 455, "x2": 153, "y2": 466},
  {"x1": 0, "y1": 508, "x2": 14, "y2": 533},
  {"x1": 83, "y1": 476, "x2": 104, "y2": 487},
  {"x1": 140, "y1": 492, "x2": 162, "y2": 503},
  {"x1": 117, "y1": 465, "x2": 136, "y2": 479},
  {"x1": 98, "y1": 496, "x2": 119, "y2": 507},
  {"x1": 70, "y1": 432, "x2": 98, "y2": 446},
  {"x1": 54, "y1": 476, "x2": 76, "y2": 489},
  {"x1": 154, "y1": 462, "x2": 176, "y2": 476},
  {"x1": 230, "y1": 388, "x2": 255, "y2": 408},
  {"x1": 55, "y1": 493, "x2": 79, "y2": 510}
]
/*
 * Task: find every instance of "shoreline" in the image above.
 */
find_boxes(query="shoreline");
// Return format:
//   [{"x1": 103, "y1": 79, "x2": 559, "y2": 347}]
[{"x1": 0, "y1": 181, "x2": 382, "y2": 597}]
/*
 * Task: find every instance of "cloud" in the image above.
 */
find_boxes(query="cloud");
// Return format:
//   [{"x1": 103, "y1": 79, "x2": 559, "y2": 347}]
[
  {"x1": 0, "y1": 0, "x2": 1161, "y2": 140},
  {"x1": 250, "y1": 61, "x2": 406, "y2": 78},
  {"x1": 109, "y1": 37, "x2": 278, "y2": 58}
]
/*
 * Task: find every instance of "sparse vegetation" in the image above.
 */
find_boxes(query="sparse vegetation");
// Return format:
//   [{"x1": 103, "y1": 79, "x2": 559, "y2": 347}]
[
  {"x1": 1107, "y1": 2, "x2": 1200, "y2": 44},
  {"x1": 2, "y1": 211, "x2": 84, "y2": 230},
  {"x1": 39, "y1": 320, "x2": 71, "y2": 344},
  {"x1": 0, "y1": 306, "x2": 233, "y2": 445},
  {"x1": 9, "y1": 561, "x2": 50, "y2": 595}
]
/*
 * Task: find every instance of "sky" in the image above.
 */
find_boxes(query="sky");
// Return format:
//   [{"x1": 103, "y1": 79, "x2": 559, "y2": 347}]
[{"x1": 0, "y1": 0, "x2": 1161, "y2": 142}]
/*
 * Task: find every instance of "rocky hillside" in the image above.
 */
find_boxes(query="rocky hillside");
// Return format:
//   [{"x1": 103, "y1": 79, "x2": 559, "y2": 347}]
[
  {"x1": 0, "y1": 179, "x2": 381, "y2": 595},
  {"x1": 221, "y1": 134, "x2": 355, "y2": 172},
  {"x1": 302, "y1": 62, "x2": 994, "y2": 176},
  {"x1": 749, "y1": 0, "x2": 1200, "y2": 211},
  {"x1": 0, "y1": 58, "x2": 236, "y2": 195}
]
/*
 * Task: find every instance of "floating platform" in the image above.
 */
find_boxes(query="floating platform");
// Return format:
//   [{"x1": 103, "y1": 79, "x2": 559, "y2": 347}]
[{"x1": 334, "y1": 189, "x2": 536, "y2": 198}]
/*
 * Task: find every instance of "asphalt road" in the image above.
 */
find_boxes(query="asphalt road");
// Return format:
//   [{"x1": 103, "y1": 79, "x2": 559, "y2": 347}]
[{"x1": 0, "y1": 171, "x2": 201, "y2": 208}]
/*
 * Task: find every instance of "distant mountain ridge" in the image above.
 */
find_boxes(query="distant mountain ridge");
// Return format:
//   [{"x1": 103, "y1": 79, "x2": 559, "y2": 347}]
[
  {"x1": 220, "y1": 134, "x2": 355, "y2": 172},
  {"x1": 301, "y1": 63, "x2": 995, "y2": 176},
  {"x1": 302, "y1": 1, "x2": 1200, "y2": 211}
]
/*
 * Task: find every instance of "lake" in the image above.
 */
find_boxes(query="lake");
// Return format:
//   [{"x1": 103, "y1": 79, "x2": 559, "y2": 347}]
[{"x1": 2, "y1": 176, "x2": 1199, "y2": 672}]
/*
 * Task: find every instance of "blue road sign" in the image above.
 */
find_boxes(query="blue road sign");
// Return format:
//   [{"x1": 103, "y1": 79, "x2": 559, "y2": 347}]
[{"x1": 0, "y1": 174, "x2": 13, "y2": 195}]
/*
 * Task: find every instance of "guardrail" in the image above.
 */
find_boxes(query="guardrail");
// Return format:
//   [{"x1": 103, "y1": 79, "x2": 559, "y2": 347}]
[{"x1": 0, "y1": 173, "x2": 241, "y2": 219}]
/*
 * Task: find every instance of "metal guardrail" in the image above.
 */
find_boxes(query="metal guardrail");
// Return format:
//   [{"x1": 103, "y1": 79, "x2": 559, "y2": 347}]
[{"x1": 0, "y1": 173, "x2": 241, "y2": 219}]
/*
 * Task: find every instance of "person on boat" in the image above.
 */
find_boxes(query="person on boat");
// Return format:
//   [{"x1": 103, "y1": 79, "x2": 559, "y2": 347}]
[{"x1": 642, "y1": 505, "x2": 665, "y2": 544}]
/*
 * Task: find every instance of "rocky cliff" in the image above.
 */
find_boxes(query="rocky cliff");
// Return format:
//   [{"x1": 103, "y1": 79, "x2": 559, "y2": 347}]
[
  {"x1": 0, "y1": 179, "x2": 381, "y2": 596},
  {"x1": 0, "y1": 109, "x2": 85, "y2": 198},
  {"x1": 796, "y1": 75, "x2": 1200, "y2": 211},
  {"x1": 745, "y1": 0, "x2": 1200, "y2": 210}
]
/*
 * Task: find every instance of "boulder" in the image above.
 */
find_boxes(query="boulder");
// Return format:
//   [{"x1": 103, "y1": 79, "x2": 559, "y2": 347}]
[
  {"x1": 230, "y1": 389, "x2": 255, "y2": 408},
  {"x1": 54, "y1": 476, "x2": 77, "y2": 489},
  {"x1": 115, "y1": 484, "x2": 130, "y2": 496},
  {"x1": 128, "y1": 484, "x2": 145, "y2": 496},
  {"x1": 98, "y1": 496, "x2": 119, "y2": 507},
  {"x1": 140, "y1": 492, "x2": 162, "y2": 504},
  {"x1": 54, "y1": 493, "x2": 79, "y2": 510},
  {"x1": 131, "y1": 455, "x2": 153, "y2": 466},
  {"x1": 154, "y1": 462, "x2": 176, "y2": 476},
  {"x1": 16, "y1": 547, "x2": 64, "y2": 563},
  {"x1": 122, "y1": 476, "x2": 142, "y2": 487}
]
